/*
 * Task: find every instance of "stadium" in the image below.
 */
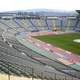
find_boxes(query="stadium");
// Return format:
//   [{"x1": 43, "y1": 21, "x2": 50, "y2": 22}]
[{"x1": 0, "y1": 9, "x2": 80, "y2": 80}]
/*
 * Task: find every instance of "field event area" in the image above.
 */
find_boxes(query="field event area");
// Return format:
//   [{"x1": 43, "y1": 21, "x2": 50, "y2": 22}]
[{"x1": 34, "y1": 32, "x2": 80, "y2": 55}]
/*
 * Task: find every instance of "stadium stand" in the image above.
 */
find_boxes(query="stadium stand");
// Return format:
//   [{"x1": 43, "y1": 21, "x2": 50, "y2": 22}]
[
  {"x1": 28, "y1": 19, "x2": 39, "y2": 31},
  {"x1": 47, "y1": 19, "x2": 58, "y2": 31},
  {"x1": 30, "y1": 19, "x2": 46, "y2": 31},
  {"x1": 0, "y1": 10, "x2": 80, "y2": 80}
]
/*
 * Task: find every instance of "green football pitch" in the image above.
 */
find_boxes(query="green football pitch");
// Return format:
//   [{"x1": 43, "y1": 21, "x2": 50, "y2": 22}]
[{"x1": 33, "y1": 32, "x2": 80, "y2": 55}]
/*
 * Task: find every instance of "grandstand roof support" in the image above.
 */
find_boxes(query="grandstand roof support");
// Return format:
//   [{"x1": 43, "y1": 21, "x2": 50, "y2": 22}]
[
  {"x1": 73, "y1": 10, "x2": 80, "y2": 31},
  {"x1": 45, "y1": 18, "x2": 50, "y2": 30},
  {"x1": 60, "y1": 19, "x2": 63, "y2": 31},
  {"x1": 73, "y1": 16, "x2": 79, "y2": 31}
]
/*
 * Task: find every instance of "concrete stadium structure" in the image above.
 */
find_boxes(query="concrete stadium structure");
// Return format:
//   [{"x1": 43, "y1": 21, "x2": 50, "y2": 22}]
[{"x1": 0, "y1": 10, "x2": 80, "y2": 80}]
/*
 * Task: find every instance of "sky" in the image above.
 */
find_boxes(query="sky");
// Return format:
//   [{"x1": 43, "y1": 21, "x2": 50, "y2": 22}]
[{"x1": 0, "y1": 0, "x2": 80, "y2": 12}]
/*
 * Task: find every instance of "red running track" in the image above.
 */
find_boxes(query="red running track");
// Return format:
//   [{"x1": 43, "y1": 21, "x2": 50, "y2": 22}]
[{"x1": 24, "y1": 31, "x2": 80, "y2": 66}]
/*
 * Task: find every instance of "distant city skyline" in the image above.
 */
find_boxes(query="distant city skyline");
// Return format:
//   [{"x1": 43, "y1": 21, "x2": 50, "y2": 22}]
[{"x1": 0, "y1": 0, "x2": 80, "y2": 12}]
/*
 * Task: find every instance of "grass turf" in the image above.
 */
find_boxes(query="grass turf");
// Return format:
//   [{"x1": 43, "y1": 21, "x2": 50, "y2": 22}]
[{"x1": 33, "y1": 32, "x2": 80, "y2": 55}]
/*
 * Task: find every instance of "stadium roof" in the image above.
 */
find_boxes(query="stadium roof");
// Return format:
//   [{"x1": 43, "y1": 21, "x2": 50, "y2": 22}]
[{"x1": 0, "y1": 9, "x2": 78, "y2": 17}]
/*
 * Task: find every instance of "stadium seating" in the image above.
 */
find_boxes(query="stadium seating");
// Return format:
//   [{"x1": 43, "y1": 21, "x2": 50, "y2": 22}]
[
  {"x1": 0, "y1": 18, "x2": 77, "y2": 32},
  {"x1": 47, "y1": 19, "x2": 57, "y2": 31},
  {"x1": 0, "y1": 20, "x2": 10, "y2": 30},
  {"x1": 30, "y1": 19, "x2": 49, "y2": 30},
  {"x1": 0, "y1": 11, "x2": 80, "y2": 80}
]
